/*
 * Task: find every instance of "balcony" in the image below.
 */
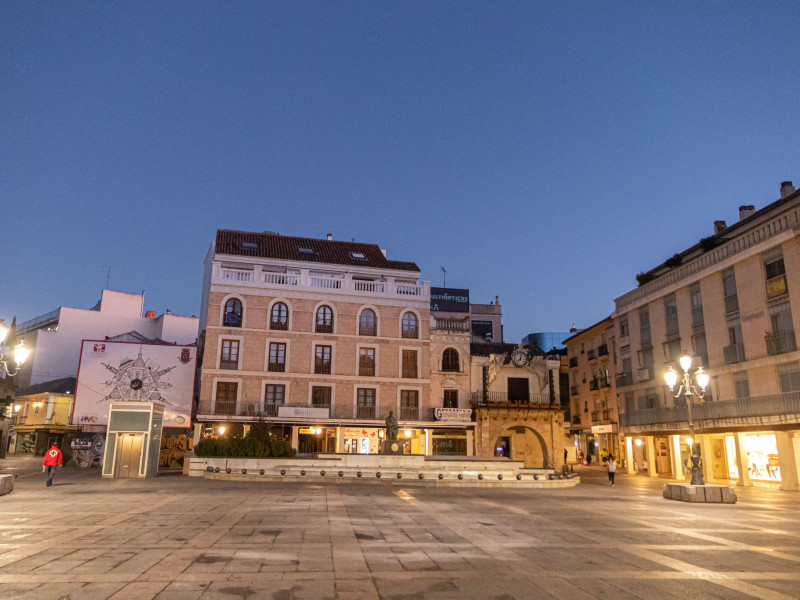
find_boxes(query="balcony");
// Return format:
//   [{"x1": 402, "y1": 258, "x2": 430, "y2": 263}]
[
  {"x1": 570, "y1": 385, "x2": 578, "y2": 396},
  {"x1": 616, "y1": 372, "x2": 634, "y2": 387},
  {"x1": 213, "y1": 265, "x2": 429, "y2": 301},
  {"x1": 589, "y1": 379, "x2": 599, "y2": 391},
  {"x1": 400, "y1": 407, "x2": 420, "y2": 421},
  {"x1": 619, "y1": 391, "x2": 800, "y2": 428},
  {"x1": 602, "y1": 408, "x2": 611, "y2": 421},
  {"x1": 356, "y1": 405, "x2": 376, "y2": 419},
  {"x1": 471, "y1": 391, "x2": 555, "y2": 407},
  {"x1": 569, "y1": 357, "x2": 578, "y2": 368},
  {"x1": 597, "y1": 344, "x2": 609, "y2": 357},
  {"x1": 723, "y1": 344, "x2": 745, "y2": 365},
  {"x1": 600, "y1": 378, "x2": 611, "y2": 389},
  {"x1": 432, "y1": 318, "x2": 470, "y2": 332},
  {"x1": 724, "y1": 294, "x2": 739, "y2": 314},
  {"x1": 590, "y1": 410, "x2": 599, "y2": 421},
  {"x1": 269, "y1": 320, "x2": 288, "y2": 331},
  {"x1": 315, "y1": 323, "x2": 333, "y2": 334},
  {"x1": 571, "y1": 415, "x2": 581, "y2": 425},
  {"x1": 587, "y1": 349, "x2": 597, "y2": 362},
  {"x1": 766, "y1": 331, "x2": 797, "y2": 356},
  {"x1": 267, "y1": 362, "x2": 285, "y2": 372}
]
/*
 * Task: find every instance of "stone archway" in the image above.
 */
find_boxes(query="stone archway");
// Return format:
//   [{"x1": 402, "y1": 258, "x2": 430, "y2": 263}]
[{"x1": 474, "y1": 406, "x2": 564, "y2": 470}]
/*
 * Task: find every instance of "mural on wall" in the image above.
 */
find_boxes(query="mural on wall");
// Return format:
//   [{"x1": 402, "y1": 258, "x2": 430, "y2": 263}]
[
  {"x1": 159, "y1": 433, "x2": 192, "y2": 469},
  {"x1": 69, "y1": 433, "x2": 106, "y2": 468},
  {"x1": 74, "y1": 341, "x2": 196, "y2": 428}
]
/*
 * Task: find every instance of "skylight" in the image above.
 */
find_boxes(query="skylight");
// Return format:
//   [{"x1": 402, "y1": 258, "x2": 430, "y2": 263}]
[
  {"x1": 299, "y1": 248, "x2": 314, "y2": 254},
  {"x1": 351, "y1": 252, "x2": 366, "y2": 259},
  {"x1": 241, "y1": 242, "x2": 258, "y2": 249}
]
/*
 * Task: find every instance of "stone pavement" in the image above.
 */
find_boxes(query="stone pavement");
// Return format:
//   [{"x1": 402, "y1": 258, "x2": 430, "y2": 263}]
[{"x1": 1, "y1": 457, "x2": 799, "y2": 599}]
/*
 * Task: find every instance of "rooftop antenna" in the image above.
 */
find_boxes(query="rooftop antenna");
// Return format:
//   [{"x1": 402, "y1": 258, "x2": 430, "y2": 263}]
[
  {"x1": 106, "y1": 266, "x2": 111, "y2": 289},
  {"x1": 441, "y1": 266, "x2": 447, "y2": 287}
]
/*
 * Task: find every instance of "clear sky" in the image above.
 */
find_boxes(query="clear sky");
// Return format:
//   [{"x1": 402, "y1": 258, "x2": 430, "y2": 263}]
[{"x1": 2, "y1": 2, "x2": 799, "y2": 342}]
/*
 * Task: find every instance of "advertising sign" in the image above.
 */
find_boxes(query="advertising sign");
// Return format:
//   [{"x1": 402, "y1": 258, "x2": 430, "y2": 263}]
[
  {"x1": 73, "y1": 341, "x2": 196, "y2": 428},
  {"x1": 430, "y1": 287, "x2": 470, "y2": 313}
]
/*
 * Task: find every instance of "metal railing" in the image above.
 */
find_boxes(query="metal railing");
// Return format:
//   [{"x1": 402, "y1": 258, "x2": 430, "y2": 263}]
[
  {"x1": 471, "y1": 391, "x2": 555, "y2": 406},
  {"x1": 724, "y1": 294, "x2": 739, "y2": 314},
  {"x1": 766, "y1": 331, "x2": 797, "y2": 356},
  {"x1": 356, "y1": 406, "x2": 376, "y2": 419},
  {"x1": 570, "y1": 385, "x2": 578, "y2": 396},
  {"x1": 315, "y1": 323, "x2": 333, "y2": 334},
  {"x1": 587, "y1": 349, "x2": 596, "y2": 361},
  {"x1": 598, "y1": 344, "x2": 609, "y2": 357},
  {"x1": 590, "y1": 410, "x2": 599, "y2": 421},
  {"x1": 616, "y1": 372, "x2": 633, "y2": 387},
  {"x1": 600, "y1": 378, "x2": 611, "y2": 389},
  {"x1": 722, "y1": 344, "x2": 744, "y2": 365},
  {"x1": 400, "y1": 407, "x2": 420, "y2": 420},
  {"x1": 269, "y1": 320, "x2": 288, "y2": 331},
  {"x1": 619, "y1": 391, "x2": 800, "y2": 427},
  {"x1": 589, "y1": 379, "x2": 599, "y2": 391},
  {"x1": 691, "y1": 306, "x2": 704, "y2": 327}
]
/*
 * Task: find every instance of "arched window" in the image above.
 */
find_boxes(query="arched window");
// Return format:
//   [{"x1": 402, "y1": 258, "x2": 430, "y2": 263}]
[
  {"x1": 401, "y1": 312, "x2": 418, "y2": 339},
  {"x1": 270, "y1": 302, "x2": 288, "y2": 330},
  {"x1": 224, "y1": 298, "x2": 243, "y2": 327},
  {"x1": 359, "y1": 309, "x2": 376, "y2": 336},
  {"x1": 442, "y1": 348, "x2": 460, "y2": 372},
  {"x1": 316, "y1": 305, "x2": 333, "y2": 333}
]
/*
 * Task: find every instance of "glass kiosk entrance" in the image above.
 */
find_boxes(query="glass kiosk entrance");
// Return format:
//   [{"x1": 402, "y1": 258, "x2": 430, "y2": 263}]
[{"x1": 102, "y1": 402, "x2": 163, "y2": 479}]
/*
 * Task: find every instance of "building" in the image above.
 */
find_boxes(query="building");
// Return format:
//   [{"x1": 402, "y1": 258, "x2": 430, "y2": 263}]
[
  {"x1": 7, "y1": 377, "x2": 77, "y2": 455},
  {"x1": 563, "y1": 318, "x2": 621, "y2": 464},
  {"x1": 470, "y1": 297, "x2": 503, "y2": 342},
  {"x1": 196, "y1": 230, "x2": 436, "y2": 454},
  {"x1": 522, "y1": 331, "x2": 574, "y2": 352},
  {"x1": 15, "y1": 290, "x2": 199, "y2": 388},
  {"x1": 614, "y1": 180, "x2": 800, "y2": 491}
]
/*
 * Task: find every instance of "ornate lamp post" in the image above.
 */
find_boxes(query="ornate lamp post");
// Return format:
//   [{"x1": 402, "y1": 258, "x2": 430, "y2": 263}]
[
  {"x1": 664, "y1": 355, "x2": 709, "y2": 485},
  {"x1": 0, "y1": 323, "x2": 29, "y2": 377}
]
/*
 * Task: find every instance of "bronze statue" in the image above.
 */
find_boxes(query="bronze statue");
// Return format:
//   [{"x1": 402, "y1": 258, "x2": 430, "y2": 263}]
[{"x1": 385, "y1": 410, "x2": 399, "y2": 441}]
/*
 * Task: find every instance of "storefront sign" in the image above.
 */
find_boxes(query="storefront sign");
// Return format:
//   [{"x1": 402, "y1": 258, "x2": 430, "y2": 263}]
[
  {"x1": 278, "y1": 406, "x2": 329, "y2": 419},
  {"x1": 766, "y1": 274, "x2": 787, "y2": 299},
  {"x1": 434, "y1": 408, "x2": 472, "y2": 422},
  {"x1": 430, "y1": 287, "x2": 470, "y2": 312},
  {"x1": 591, "y1": 424, "x2": 617, "y2": 434}
]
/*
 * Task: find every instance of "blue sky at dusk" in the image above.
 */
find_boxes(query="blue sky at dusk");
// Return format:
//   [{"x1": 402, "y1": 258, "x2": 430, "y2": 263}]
[{"x1": 2, "y1": 2, "x2": 799, "y2": 342}]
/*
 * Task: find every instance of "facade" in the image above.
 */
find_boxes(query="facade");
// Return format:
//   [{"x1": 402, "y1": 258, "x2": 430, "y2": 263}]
[
  {"x1": 522, "y1": 331, "x2": 573, "y2": 352},
  {"x1": 614, "y1": 181, "x2": 800, "y2": 491},
  {"x1": 196, "y1": 230, "x2": 437, "y2": 454},
  {"x1": 564, "y1": 318, "x2": 621, "y2": 465},
  {"x1": 15, "y1": 290, "x2": 199, "y2": 388},
  {"x1": 8, "y1": 377, "x2": 78, "y2": 455},
  {"x1": 470, "y1": 298, "x2": 503, "y2": 342}
]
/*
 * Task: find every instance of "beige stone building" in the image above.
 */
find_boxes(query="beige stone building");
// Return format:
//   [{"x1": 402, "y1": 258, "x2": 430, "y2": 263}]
[
  {"x1": 614, "y1": 181, "x2": 800, "y2": 491},
  {"x1": 564, "y1": 318, "x2": 621, "y2": 464},
  {"x1": 196, "y1": 230, "x2": 436, "y2": 454}
]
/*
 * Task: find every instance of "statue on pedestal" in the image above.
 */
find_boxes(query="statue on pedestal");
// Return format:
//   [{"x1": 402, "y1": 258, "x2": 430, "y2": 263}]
[{"x1": 385, "y1": 410, "x2": 399, "y2": 441}]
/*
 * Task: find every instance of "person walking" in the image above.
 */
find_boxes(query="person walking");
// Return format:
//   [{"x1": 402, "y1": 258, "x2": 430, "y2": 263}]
[
  {"x1": 42, "y1": 443, "x2": 63, "y2": 487},
  {"x1": 607, "y1": 454, "x2": 617, "y2": 486}
]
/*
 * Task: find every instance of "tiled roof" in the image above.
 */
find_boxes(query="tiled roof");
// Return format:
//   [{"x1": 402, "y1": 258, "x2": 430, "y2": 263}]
[
  {"x1": 16, "y1": 377, "x2": 77, "y2": 397},
  {"x1": 215, "y1": 230, "x2": 419, "y2": 272}
]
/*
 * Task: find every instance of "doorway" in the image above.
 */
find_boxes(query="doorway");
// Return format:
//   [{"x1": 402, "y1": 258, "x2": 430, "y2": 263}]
[{"x1": 115, "y1": 434, "x2": 143, "y2": 478}]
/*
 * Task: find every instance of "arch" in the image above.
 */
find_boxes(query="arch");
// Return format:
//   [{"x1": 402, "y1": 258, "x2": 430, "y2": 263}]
[
  {"x1": 474, "y1": 411, "x2": 564, "y2": 470},
  {"x1": 268, "y1": 299, "x2": 291, "y2": 331},
  {"x1": 358, "y1": 306, "x2": 379, "y2": 336},
  {"x1": 400, "y1": 309, "x2": 420, "y2": 339},
  {"x1": 220, "y1": 294, "x2": 246, "y2": 328},
  {"x1": 441, "y1": 347, "x2": 460, "y2": 372},
  {"x1": 313, "y1": 302, "x2": 336, "y2": 334}
]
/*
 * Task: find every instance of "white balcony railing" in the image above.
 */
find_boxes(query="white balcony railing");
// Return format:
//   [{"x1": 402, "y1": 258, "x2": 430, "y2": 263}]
[{"x1": 213, "y1": 264, "x2": 429, "y2": 301}]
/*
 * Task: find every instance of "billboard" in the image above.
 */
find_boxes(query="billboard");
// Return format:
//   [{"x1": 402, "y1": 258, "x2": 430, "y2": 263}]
[
  {"x1": 430, "y1": 287, "x2": 470, "y2": 312},
  {"x1": 73, "y1": 341, "x2": 196, "y2": 428}
]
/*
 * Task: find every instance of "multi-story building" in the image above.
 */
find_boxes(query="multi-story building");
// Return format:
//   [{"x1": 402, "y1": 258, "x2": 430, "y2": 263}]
[
  {"x1": 7, "y1": 377, "x2": 77, "y2": 455},
  {"x1": 196, "y1": 230, "x2": 436, "y2": 454},
  {"x1": 614, "y1": 180, "x2": 800, "y2": 491},
  {"x1": 564, "y1": 318, "x2": 620, "y2": 464}
]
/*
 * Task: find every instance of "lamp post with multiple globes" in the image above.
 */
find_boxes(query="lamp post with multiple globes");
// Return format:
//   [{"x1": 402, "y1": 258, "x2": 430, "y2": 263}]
[
  {"x1": 0, "y1": 322, "x2": 29, "y2": 377},
  {"x1": 664, "y1": 355, "x2": 709, "y2": 486}
]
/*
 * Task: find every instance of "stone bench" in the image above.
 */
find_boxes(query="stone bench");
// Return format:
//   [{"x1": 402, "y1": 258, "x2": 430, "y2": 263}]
[
  {"x1": 663, "y1": 483, "x2": 737, "y2": 504},
  {"x1": 0, "y1": 474, "x2": 13, "y2": 497}
]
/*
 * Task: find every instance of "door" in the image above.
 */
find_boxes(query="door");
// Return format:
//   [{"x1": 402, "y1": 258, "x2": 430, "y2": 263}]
[
  {"x1": 655, "y1": 437, "x2": 671, "y2": 477},
  {"x1": 115, "y1": 434, "x2": 143, "y2": 478},
  {"x1": 507, "y1": 378, "x2": 530, "y2": 403}
]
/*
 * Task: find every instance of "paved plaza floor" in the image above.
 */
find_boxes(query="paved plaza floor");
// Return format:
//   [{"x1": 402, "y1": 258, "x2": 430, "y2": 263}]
[{"x1": 1, "y1": 457, "x2": 799, "y2": 599}]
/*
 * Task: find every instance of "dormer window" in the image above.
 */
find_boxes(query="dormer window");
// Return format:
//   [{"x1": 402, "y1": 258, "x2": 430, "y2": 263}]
[
  {"x1": 299, "y1": 248, "x2": 314, "y2": 254},
  {"x1": 241, "y1": 242, "x2": 258, "y2": 249},
  {"x1": 351, "y1": 252, "x2": 366, "y2": 259}
]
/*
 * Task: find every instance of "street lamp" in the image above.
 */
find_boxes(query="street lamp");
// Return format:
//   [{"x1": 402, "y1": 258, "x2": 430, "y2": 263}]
[
  {"x1": 664, "y1": 355, "x2": 709, "y2": 485},
  {"x1": 0, "y1": 324, "x2": 29, "y2": 377}
]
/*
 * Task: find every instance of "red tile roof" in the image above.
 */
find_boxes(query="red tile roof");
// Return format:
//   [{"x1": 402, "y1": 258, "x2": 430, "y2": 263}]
[{"x1": 215, "y1": 230, "x2": 420, "y2": 272}]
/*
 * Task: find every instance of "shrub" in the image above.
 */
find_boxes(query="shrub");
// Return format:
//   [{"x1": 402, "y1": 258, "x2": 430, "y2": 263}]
[
  {"x1": 664, "y1": 253, "x2": 682, "y2": 268},
  {"x1": 194, "y1": 421, "x2": 295, "y2": 458},
  {"x1": 636, "y1": 272, "x2": 654, "y2": 287}
]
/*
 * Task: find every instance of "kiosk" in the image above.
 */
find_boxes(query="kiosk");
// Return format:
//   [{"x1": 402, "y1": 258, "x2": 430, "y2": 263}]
[{"x1": 102, "y1": 402, "x2": 163, "y2": 479}]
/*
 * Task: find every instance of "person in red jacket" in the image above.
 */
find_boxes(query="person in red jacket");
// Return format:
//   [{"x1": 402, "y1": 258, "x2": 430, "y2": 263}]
[{"x1": 42, "y1": 443, "x2": 63, "y2": 487}]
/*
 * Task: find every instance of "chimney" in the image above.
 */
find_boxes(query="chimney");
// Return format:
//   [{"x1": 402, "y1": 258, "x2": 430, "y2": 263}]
[
  {"x1": 780, "y1": 181, "x2": 795, "y2": 199},
  {"x1": 327, "y1": 233, "x2": 332, "y2": 240},
  {"x1": 380, "y1": 248, "x2": 387, "y2": 257},
  {"x1": 739, "y1": 205, "x2": 756, "y2": 221},
  {"x1": 714, "y1": 220, "x2": 727, "y2": 235},
  {"x1": 495, "y1": 296, "x2": 500, "y2": 305}
]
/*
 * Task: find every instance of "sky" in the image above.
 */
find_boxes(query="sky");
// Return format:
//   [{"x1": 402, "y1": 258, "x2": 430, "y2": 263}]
[{"x1": 2, "y1": 2, "x2": 799, "y2": 343}]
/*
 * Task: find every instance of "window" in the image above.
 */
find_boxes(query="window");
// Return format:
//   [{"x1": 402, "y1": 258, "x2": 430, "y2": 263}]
[
  {"x1": 765, "y1": 257, "x2": 786, "y2": 280},
  {"x1": 215, "y1": 381, "x2": 238, "y2": 412},
  {"x1": 299, "y1": 247, "x2": 314, "y2": 254},
  {"x1": 265, "y1": 384, "x2": 285, "y2": 411},
  {"x1": 733, "y1": 372, "x2": 750, "y2": 399},
  {"x1": 664, "y1": 294, "x2": 679, "y2": 337},
  {"x1": 312, "y1": 386, "x2": 332, "y2": 407},
  {"x1": 351, "y1": 252, "x2": 366, "y2": 259},
  {"x1": 472, "y1": 320, "x2": 494, "y2": 341},
  {"x1": 690, "y1": 283, "x2": 704, "y2": 327},
  {"x1": 220, "y1": 339, "x2": 240, "y2": 370},
  {"x1": 619, "y1": 315, "x2": 629, "y2": 338},
  {"x1": 359, "y1": 348, "x2": 375, "y2": 376},
  {"x1": 442, "y1": 348, "x2": 460, "y2": 372},
  {"x1": 401, "y1": 312, "x2": 418, "y2": 339},
  {"x1": 402, "y1": 350, "x2": 418, "y2": 378},
  {"x1": 268, "y1": 343, "x2": 286, "y2": 372},
  {"x1": 664, "y1": 338, "x2": 682, "y2": 363},
  {"x1": 224, "y1": 298, "x2": 243, "y2": 327},
  {"x1": 316, "y1": 305, "x2": 333, "y2": 333},
  {"x1": 723, "y1": 269, "x2": 739, "y2": 314},
  {"x1": 315, "y1": 345, "x2": 332, "y2": 374},
  {"x1": 638, "y1": 307, "x2": 651, "y2": 345},
  {"x1": 356, "y1": 388, "x2": 376, "y2": 418},
  {"x1": 359, "y1": 309, "x2": 376, "y2": 336},
  {"x1": 270, "y1": 302, "x2": 288, "y2": 330},
  {"x1": 778, "y1": 362, "x2": 800, "y2": 393},
  {"x1": 692, "y1": 333, "x2": 708, "y2": 368},
  {"x1": 400, "y1": 390, "x2": 419, "y2": 419},
  {"x1": 443, "y1": 390, "x2": 458, "y2": 408}
]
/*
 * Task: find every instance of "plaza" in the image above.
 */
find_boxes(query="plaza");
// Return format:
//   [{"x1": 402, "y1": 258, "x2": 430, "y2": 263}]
[{"x1": 1, "y1": 458, "x2": 799, "y2": 599}]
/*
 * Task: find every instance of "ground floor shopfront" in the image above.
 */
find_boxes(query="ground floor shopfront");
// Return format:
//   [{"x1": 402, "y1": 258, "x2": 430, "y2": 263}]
[
  {"x1": 571, "y1": 425, "x2": 624, "y2": 467},
  {"x1": 623, "y1": 428, "x2": 800, "y2": 491}
]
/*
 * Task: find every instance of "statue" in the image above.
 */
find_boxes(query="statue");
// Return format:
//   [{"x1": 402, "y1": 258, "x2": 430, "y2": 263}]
[{"x1": 385, "y1": 410, "x2": 399, "y2": 441}]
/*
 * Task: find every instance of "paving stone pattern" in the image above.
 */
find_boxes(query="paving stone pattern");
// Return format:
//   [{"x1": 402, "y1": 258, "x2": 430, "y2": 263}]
[{"x1": 1, "y1": 460, "x2": 799, "y2": 599}]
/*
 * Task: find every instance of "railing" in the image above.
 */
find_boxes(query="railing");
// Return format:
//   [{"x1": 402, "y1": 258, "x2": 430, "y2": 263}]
[
  {"x1": 665, "y1": 316, "x2": 680, "y2": 338},
  {"x1": 600, "y1": 378, "x2": 611, "y2": 389},
  {"x1": 590, "y1": 410, "x2": 599, "y2": 421},
  {"x1": 598, "y1": 344, "x2": 609, "y2": 357},
  {"x1": 619, "y1": 391, "x2": 800, "y2": 427},
  {"x1": 401, "y1": 329, "x2": 418, "y2": 339},
  {"x1": 359, "y1": 326, "x2": 376, "y2": 336},
  {"x1": 587, "y1": 349, "x2": 596, "y2": 361},
  {"x1": 263, "y1": 273, "x2": 298, "y2": 286},
  {"x1": 691, "y1": 306, "x2": 704, "y2": 327},
  {"x1": 310, "y1": 276, "x2": 342, "y2": 289},
  {"x1": 570, "y1": 385, "x2": 578, "y2": 396},
  {"x1": 315, "y1": 323, "x2": 333, "y2": 334},
  {"x1": 220, "y1": 268, "x2": 253, "y2": 282},
  {"x1": 724, "y1": 294, "x2": 739, "y2": 314},
  {"x1": 14, "y1": 415, "x2": 71, "y2": 427},
  {"x1": 267, "y1": 362, "x2": 285, "y2": 372},
  {"x1": 356, "y1": 406, "x2": 376, "y2": 419},
  {"x1": 314, "y1": 362, "x2": 332, "y2": 375},
  {"x1": 269, "y1": 320, "x2": 288, "y2": 331},
  {"x1": 616, "y1": 372, "x2": 634, "y2": 387},
  {"x1": 396, "y1": 284, "x2": 423, "y2": 296},
  {"x1": 432, "y1": 319, "x2": 470, "y2": 332},
  {"x1": 571, "y1": 415, "x2": 581, "y2": 425},
  {"x1": 471, "y1": 391, "x2": 555, "y2": 406},
  {"x1": 569, "y1": 357, "x2": 578, "y2": 368},
  {"x1": 723, "y1": 344, "x2": 746, "y2": 365},
  {"x1": 766, "y1": 331, "x2": 797, "y2": 356},
  {"x1": 400, "y1": 407, "x2": 420, "y2": 420},
  {"x1": 354, "y1": 280, "x2": 386, "y2": 293},
  {"x1": 602, "y1": 409, "x2": 611, "y2": 421},
  {"x1": 589, "y1": 379, "x2": 599, "y2": 391}
]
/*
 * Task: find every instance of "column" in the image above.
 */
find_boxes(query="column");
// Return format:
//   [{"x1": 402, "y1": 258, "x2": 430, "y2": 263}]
[
  {"x1": 192, "y1": 423, "x2": 202, "y2": 447},
  {"x1": 291, "y1": 426, "x2": 299, "y2": 452},
  {"x1": 625, "y1": 437, "x2": 635, "y2": 474},
  {"x1": 734, "y1": 432, "x2": 752, "y2": 487},
  {"x1": 699, "y1": 434, "x2": 715, "y2": 483},
  {"x1": 670, "y1": 435, "x2": 684, "y2": 481},
  {"x1": 775, "y1": 431, "x2": 799, "y2": 492},
  {"x1": 645, "y1": 436, "x2": 657, "y2": 477},
  {"x1": 466, "y1": 429, "x2": 474, "y2": 456}
]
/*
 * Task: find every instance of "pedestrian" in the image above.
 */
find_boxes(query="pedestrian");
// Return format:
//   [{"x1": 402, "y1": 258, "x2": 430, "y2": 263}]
[
  {"x1": 42, "y1": 443, "x2": 63, "y2": 487},
  {"x1": 564, "y1": 447, "x2": 568, "y2": 464},
  {"x1": 607, "y1": 454, "x2": 616, "y2": 486}
]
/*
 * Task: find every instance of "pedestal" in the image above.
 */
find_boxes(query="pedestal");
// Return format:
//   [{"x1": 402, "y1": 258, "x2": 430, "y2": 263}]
[{"x1": 383, "y1": 440, "x2": 407, "y2": 455}]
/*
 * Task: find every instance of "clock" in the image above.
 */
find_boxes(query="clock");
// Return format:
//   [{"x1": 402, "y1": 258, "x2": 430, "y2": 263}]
[{"x1": 511, "y1": 350, "x2": 528, "y2": 367}]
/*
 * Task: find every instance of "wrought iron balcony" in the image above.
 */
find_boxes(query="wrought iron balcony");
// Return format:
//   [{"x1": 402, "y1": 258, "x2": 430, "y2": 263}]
[
  {"x1": 600, "y1": 378, "x2": 611, "y2": 389},
  {"x1": 587, "y1": 349, "x2": 597, "y2": 361},
  {"x1": 400, "y1": 407, "x2": 420, "y2": 421},
  {"x1": 356, "y1": 405, "x2": 376, "y2": 419},
  {"x1": 570, "y1": 385, "x2": 578, "y2": 396},
  {"x1": 471, "y1": 391, "x2": 555, "y2": 407},
  {"x1": 766, "y1": 331, "x2": 797, "y2": 356},
  {"x1": 590, "y1": 410, "x2": 599, "y2": 421},
  {"x1": 723, "y1": 344, "x2": 745, "y2": 365},
  {"x1": 724, "y1": 294, "x2": 739, "y2": 314},
  {"x1": 597, "y1": 344, "x2": 609, "y2": 357},
  {"x1": 589, "y1": 379, "x2": 599, "y2": 391},
  {"x1": 616, "y1": 372, "x2": 634, "y2": 388}
]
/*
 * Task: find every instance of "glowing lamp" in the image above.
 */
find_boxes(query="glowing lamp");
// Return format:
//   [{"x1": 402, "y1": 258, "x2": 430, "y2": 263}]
[
  {"x1": 378, "y1": 430, "x2": 384, "y2": 438},
  {"x1": 685, "y1": 437, "x2": 693, "y2": 446},
  {"x1": 315, "y1": 428, "x2": 322, "y2": 435},
  {"x1": 635, "y1": 439, "x2": 643, "y2": 447},
  {"x1": 219, "y1": 426, "x2": 226, "y2": 435},
  {"x1": 14, "y1": 342, "x2": 29, "y2": 365},
  {"x1": 663, "y1": 368, "x2": 678, "y2": 389},
  {"x1": 679, "y1": 355, "x2": 692, "y2": 372},
  {"x1": 405, "y1": 429, "x2": 412, "y2": 437},
  {"x1": 696, "y1": 368, "x2": 709, "y2": 390},
  {"x1": 0, "y1": 323, "x2": 7, "y2": 344}
]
